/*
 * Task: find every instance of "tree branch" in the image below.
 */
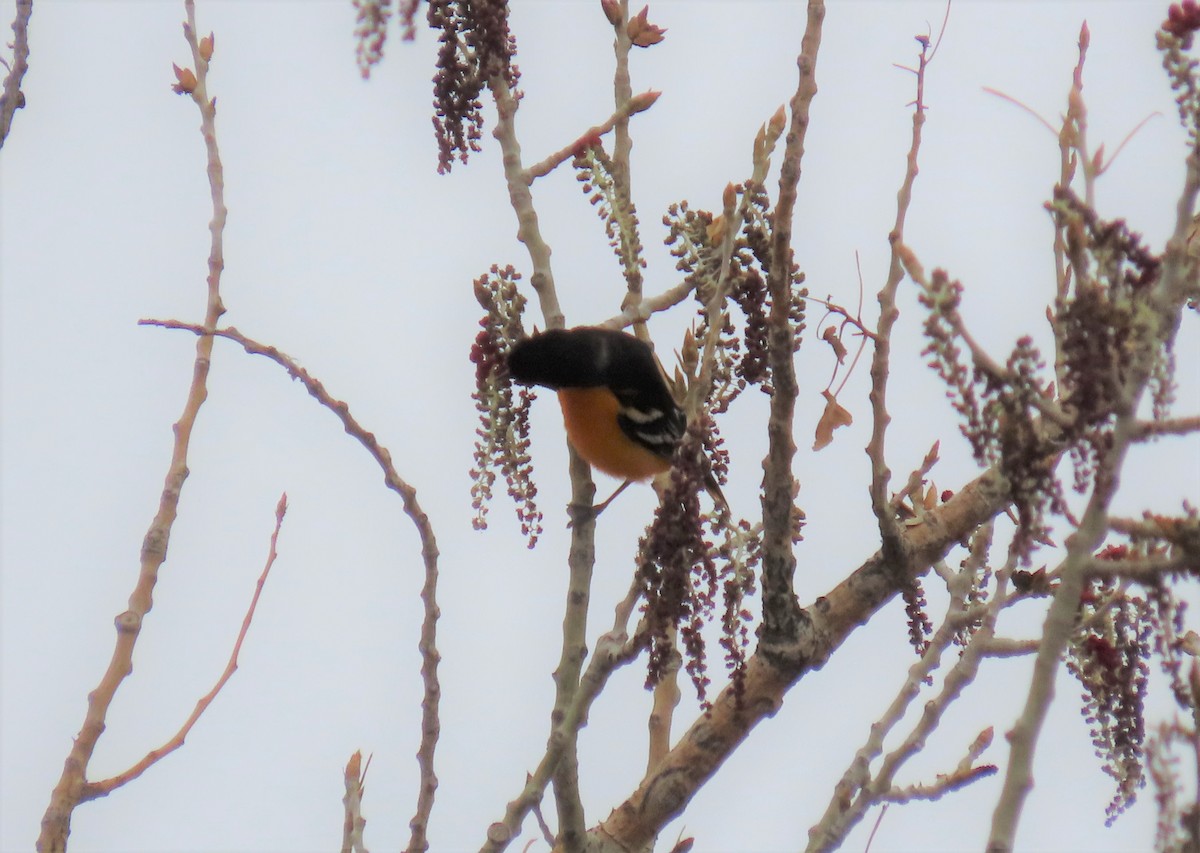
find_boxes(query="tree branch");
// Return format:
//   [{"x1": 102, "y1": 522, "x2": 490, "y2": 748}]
[
  {"x1": 137, "y1": 319, "x2": 443, "y2": 853},
  {"x1": 594, "y1": 464, "x2": 1013, "y2": 850},
  {"x1": 37, "y1": 7, "x2": 226, "y2": 848},
  {"x1": 759, "y1": 0, "x2": 824, "y2": 648},
  {"x1": 868, "y1": 29, "x2": 932, "y2": 554},
  {"x1": 81, "y1": 495, "x2": 288, "y2": 800}
]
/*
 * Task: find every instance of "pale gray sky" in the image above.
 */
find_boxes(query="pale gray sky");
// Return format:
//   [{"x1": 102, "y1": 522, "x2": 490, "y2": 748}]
[{"x1": 2, "y1": 2, "x2": 1197, "y2": 851}]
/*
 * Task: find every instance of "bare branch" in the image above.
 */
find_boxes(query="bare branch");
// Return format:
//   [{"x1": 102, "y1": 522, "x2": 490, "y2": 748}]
[
  {"x1": 136, "y1": 319, "x2": 443, "y2": 853},
  {"x1": 808, "y1": 528, "x2": 1012, "y2": 851},
  {"x1": 988, "y1": 28, "x2": 1200, "y2": 848},
  {"x1": 525, "y1": 90, "x2": 660, "y2": 181},
  {"x1": 597, "y1": 463, "x2": 1014, "y2": 849},
  {"x1": 38, "y1": 7, "x2": 227, "y2": 848},
  {"x1": 1085, "y1": 553, "x2": 1200, "y2": 579},
  {"x1": 759, "y1": 0, "x2": 824, "y2": 647},
  {"x1": 81, "y1": 495, "x2": 288, "y2": 799},
  {"x1": 490, "y1": 73, "x2": 562, "y2": 329},
  {"x1": 1134, "y1": 414, "x2": 1200, "y2": 439},
  {"x1": 484, "y1": 629, "x2": 644, "y2": 853},
  {"x1": 868, "y1": 22, "x2": 937, "y2": 554}
]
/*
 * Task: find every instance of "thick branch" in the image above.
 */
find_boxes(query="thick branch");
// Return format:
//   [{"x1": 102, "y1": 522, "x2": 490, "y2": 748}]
[
  {"x1": 593, "y1": 465, "x2": 1012, "y2": 849},
  {"x1": 759, "y1": 0, "x2": 824, "y2": 647}
]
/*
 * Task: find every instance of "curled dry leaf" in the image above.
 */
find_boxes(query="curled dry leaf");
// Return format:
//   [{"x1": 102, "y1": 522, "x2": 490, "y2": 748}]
[
  {"x1": 813, "y1": 389, "x2": 853, "y2": 451},
  {"x1": 821, "y1": 325, "x2": 847, "y2": 363}
]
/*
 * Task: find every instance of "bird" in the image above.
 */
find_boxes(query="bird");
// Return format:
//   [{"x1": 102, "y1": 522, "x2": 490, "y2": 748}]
[{"x1": 506, "y1": 327, "x2": 686, "y2": 491}]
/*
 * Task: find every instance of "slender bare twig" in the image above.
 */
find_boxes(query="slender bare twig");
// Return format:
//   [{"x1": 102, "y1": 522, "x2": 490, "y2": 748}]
[
  {"x1": 982, "y1": 87, "x2": 1059, "y2": 137},
  {"x1": 525, "y1": 90, "x2": 660, "y2": 181},
  {"x1": 599, "y1": 277, "x2": 698, "y2": 329},
  {"x1": 37, "y1": 8, "x2": 225, "y2": 849},
  {"x1": 483, "y1": 628, "x2": 645, "y2": 853},
  {"x1": 981, "y1": 637, "x2": 1041, "y2": 658},
  {"x1": 807, "y1": 527, "x2": 1010, "y2": 851},
  {"x1": 868, "y1": 27, "x2": 935, "y2": 553},
  {"x1": 82, "y1": 495, "x2": 288, "y2": 799},
  {"x1": 1134, "y1": 414, "x2": 1200, "y2": 439},
  {"x1": 1109, "y1": 514, "x2": 1200, "y2": 552},
  {"x1": 0, "y1": 0, "x2": 31, "y2": 150},
  {"x1": 137, "y1": 320, "x2": 443, "y2": 853},
  {"x1": 530, "y1": 791, "x2": 556, "y2": 848},
  {"x1": 759, "y1": 0, "x2": 824, "y2": 647},
  {"x1": 645, "y1": 626, "x2": 680, "y2": 775},
  {"x1": 1085, "y1": 553, "x2": 1200, "y2": 579},
  {"x1": 608, "y1": 0, "x2": 643, "y2": 343},
  {"x1": 490, "y1": 73, "x2": 563, "y2": 330}
]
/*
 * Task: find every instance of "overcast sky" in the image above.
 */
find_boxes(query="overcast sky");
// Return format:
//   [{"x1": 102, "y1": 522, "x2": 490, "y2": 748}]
[{"x1": 2, "y1": 2, "x2": 1198, "y2": 852}]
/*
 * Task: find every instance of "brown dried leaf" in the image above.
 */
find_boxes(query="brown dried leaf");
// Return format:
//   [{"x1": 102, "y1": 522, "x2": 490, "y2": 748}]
[
  {"x1": 813, "y1": 390, "x2": 853, "y2": 451},
  {"x1": 821, "y1": 326, "x2": 847, "y2": 363}
]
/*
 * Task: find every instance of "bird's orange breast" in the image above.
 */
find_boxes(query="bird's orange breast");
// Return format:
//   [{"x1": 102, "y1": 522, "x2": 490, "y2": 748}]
[{"x1": 556, "y1": 387, "x2": 671, "y2": 481}]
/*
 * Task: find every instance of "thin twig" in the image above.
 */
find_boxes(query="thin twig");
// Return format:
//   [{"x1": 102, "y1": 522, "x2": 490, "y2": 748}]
[
  {"x1": 137, "y1": 320, "x2": 443, "y2": 853},
  {"x1": 1134, "y1": 414, "x2": 1200, "y2": 439},
  {"x1": 82, "y1": 495, "x2": 289, "y2": 799},
  {"x1": 982, "y1": 87, "x2": 1058, "y2": 137},
  {"x1": 490, "y1": 73, "x2": 562, "y2": 330},
  {"x1": 597, "y1": 462, "x2": 1015, "y2": 850},
  {"x1": 530, "y1": 790, "x2": 556, "y2": 848},
  {"x1": 807, "y1": 527, "x2": 1009, "y2": 851},
  {"x1": 483, "y1": 628, "x2": 644, "y2": 853},
  {"x1": 1084, "y1": 553, "x2": 1200, "y2": 579},
  {"x1": 868, "y1": 26, "x2": 935, "y2": 555},
  {"x1": 37, "y1": 7, "x2": 226, "y2": 849},
  {"x1": 525, "y1": 90, "x2": 660, "y2": 181},
  {"x1": 759, "y1": 0, "x2": 824, "y2": 646}
]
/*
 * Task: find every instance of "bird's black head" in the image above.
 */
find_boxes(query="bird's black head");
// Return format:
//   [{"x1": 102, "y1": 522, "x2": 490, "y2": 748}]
[{"x1": 507, "y1": 327, "x2": 647, "y2": 389}]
